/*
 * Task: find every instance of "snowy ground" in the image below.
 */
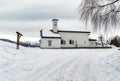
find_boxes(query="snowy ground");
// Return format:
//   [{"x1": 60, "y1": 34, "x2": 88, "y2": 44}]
[{"x1": 0, "y1": 41, "x2": 120, "y2": 81}]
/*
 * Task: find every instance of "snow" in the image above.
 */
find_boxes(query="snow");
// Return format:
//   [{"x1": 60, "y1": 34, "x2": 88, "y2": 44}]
[
  {"x1": 0, "y1": 34, "x2": 39, "y2": 42},
  {"x1": 0, "y1": 40, "x2": 120, "y2": 81},
  {"x1": 42, "y1": 29, "x2": 61, "y2": 37}
]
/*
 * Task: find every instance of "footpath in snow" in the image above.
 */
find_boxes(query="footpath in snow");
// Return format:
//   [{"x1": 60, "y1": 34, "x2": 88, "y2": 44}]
[{"x1": 0, "y1": 41, "x2": 120, "y2": 81}]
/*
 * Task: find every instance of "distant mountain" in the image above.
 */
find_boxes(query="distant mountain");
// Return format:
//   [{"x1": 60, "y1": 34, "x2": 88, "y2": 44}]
[{"x1": 0, "y1": 38, "x2": 40, "y2": 48}]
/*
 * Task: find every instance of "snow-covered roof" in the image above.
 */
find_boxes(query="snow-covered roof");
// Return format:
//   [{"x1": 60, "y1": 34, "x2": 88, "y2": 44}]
[
  {"x1": 41, "y1": 29, "x2": 61, "y2": 38},
  {"x1": 58, "y1": 27, "x2": 90, "y2": 33},
  {"x1": 58, "y1": 30, "x2": 90, "y2": 33}
]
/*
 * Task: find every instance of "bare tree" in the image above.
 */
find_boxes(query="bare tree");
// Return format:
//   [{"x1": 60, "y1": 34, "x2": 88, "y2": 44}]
[
  {"x1": 98, "y1": 35, "x2": 104, "y2": 47},
  {"x1": 79, "y1": 0, "x2": 120, "y2": 31},
  {"x1": 110, "y1": 35, "x2": 120, "y2": 47}
]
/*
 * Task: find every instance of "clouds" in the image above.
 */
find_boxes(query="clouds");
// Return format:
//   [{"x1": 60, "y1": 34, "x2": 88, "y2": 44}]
[
  {"x1": 0, "y1": 6, "x2": 77, "y2": 20},
  {"x1": 0, "y1": 0, "x2": 81, "y2": 21},
  {"x1": 0, "y1": 0, "x2": 83, "y2": 37}
]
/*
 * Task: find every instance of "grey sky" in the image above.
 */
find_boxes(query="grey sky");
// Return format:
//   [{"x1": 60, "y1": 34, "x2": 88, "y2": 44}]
[
  {"x1": 0, "y1": 0, "x2": 79, "y2": 20},
  {"x1": 0, "y1": 0, "x2": 81, "y2": 20},
  {"x1": 1, "y1": 0, "x2": 117, "y2": 38},
  {"x1": 0, "y1": 0, "x2": 85, "y2": 37}
]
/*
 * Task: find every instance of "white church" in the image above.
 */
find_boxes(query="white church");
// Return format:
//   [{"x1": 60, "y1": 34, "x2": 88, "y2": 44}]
[{"x1": 40, "y1": 19, "x2": 97, "y2": 49}]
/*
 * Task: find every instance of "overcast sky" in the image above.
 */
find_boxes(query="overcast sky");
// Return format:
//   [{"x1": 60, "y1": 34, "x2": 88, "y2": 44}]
[
  {"x1": 0, "y1": 0, "x2": 90, "y2": 37},
  {"x1": 0, "y1": 0, "x2": 119, "y2": 38}
]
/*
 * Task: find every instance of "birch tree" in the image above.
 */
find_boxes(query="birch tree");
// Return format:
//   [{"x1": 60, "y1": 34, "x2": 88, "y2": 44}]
[{"x1": 79, "y1": 0, "x2": 120, "y2": 31}]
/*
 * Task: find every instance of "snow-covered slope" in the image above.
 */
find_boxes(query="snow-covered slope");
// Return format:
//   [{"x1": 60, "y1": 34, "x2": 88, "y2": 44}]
[{"x1": 0, "y1": 41, "x2": 120, "y2": 81}]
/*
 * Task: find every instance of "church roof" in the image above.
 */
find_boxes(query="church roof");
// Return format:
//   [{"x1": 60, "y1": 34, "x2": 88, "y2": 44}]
[
  {"x1": 41, "y1": 29, "x2": 61, "y2": 38},
  {"x1": 40, "y1": 29, "x2": 90, "y2": 38},
  {"x1": 58, "y1": 30, "x2": 90, "y2": 33}
]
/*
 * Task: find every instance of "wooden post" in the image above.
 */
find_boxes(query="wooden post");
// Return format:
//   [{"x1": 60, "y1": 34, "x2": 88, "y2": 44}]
[{"x1": 16, "y1": 32, "x2": 23, "y2": 49}]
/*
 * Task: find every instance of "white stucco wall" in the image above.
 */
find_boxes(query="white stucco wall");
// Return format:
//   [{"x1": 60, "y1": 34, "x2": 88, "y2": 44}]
[
  {"x1": 59, "y1": 32, "x2": 90, "y2": 48},
  {"x1": 89, "y1": 41, "x2": 96, "y2": 47},
  {"x1": 40, "y1": 38, "x2": 61, "y2": 49}
]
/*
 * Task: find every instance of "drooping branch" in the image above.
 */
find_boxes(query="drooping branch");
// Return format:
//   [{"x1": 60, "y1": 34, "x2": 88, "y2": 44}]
[
  {"x1": 98, "y1": 0, "x2": 119, "y2": 7},
  {"x1": 79, "y1": 0, "x2": 120, "y2": 32}
]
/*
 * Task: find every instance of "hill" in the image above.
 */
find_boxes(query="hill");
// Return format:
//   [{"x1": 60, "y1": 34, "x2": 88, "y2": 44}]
[
  {"x1": 0, "y1": 38, "x2": 40, "y2": 47},
  {"x1": 0, "y1": 41, "x2": 120, "y2": 81}
]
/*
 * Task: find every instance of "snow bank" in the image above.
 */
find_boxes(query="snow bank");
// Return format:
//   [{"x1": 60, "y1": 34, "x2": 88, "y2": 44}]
[{"x1": 0, "y1": 41, "x2": 120, "y2": 81}]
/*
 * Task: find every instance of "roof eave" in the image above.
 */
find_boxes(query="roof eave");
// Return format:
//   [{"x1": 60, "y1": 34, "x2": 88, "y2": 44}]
[
  {"x1": 41, "y1": 36, "x2": 61, "y2": 39},
  {"x1": 58, "y1": 30, "x2": 90, "y2": 33}
]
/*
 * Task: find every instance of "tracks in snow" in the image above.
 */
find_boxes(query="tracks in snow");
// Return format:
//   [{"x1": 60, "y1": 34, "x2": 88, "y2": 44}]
[{"x1": 23, "y1": 53, "x2": 101, "y2": 81}]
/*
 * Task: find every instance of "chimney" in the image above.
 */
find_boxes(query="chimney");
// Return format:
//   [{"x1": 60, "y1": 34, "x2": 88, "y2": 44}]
[
  {"x1": 52, "y1": 19, "x2": 59, "y2": 33},
  {"x1": 40, "y1": 29, "x2": 43, "y2": 38}
]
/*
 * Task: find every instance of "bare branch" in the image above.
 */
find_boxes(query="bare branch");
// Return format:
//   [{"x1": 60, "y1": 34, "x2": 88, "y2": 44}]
[
  {"x1": 79, "y1": 0, "x2": 120, "y2": 32},
  {"x1": 98, "y1": 0, "x2": 119, "y2": 7}
]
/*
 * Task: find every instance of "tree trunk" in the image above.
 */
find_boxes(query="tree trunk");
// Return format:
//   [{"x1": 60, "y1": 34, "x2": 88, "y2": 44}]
[{"x1": 101, "y1": 40, "x2": 104, "y2": 47}]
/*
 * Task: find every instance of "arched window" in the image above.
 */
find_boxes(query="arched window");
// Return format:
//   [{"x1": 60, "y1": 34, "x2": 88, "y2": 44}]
[{"x1": 61, "y1": 39, "x2": 66, "y2": 44}]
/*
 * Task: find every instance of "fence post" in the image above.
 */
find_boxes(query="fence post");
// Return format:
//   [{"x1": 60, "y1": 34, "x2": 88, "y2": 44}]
[{"x1": 16, "y1": 32, "x2": 23, "y2": 49}]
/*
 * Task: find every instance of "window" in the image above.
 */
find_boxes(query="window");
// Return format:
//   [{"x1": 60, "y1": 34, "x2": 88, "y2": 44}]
[
  {"x1": 61, "y1": 40, "x2": 66, "y2": 44},
  {"x1": 48, "y1": 40, "x2": 52, "y2": 46},
  {"x1": 69, "y1": 40, "x2": 74, "y2": 44}
]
